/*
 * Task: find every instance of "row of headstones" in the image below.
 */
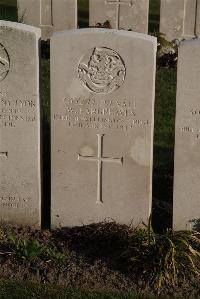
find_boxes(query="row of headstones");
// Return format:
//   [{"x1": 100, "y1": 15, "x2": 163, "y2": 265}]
[
  {"x1": 0, "y1": 20, "x2": 199, "y2": 230},
  {"x1": 17, "y1": 0, "x2": 149, "y2": 40},
  {"x1": 17, "y1": 0, "x2": 200, "y2": 41}
]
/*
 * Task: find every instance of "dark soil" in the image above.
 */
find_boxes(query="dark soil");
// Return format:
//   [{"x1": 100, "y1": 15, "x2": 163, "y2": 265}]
[{"x1": 0, "y1": 222, "x2": 200, "y2": 298}]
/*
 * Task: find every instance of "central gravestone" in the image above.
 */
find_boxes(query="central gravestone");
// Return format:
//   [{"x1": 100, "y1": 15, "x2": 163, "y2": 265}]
[
  {"x1": 51, "y1": 29, "x2": 156, "y2": 227},
  {"x1": 0, "y1": 21, "x2": 41, "y2": 227}
]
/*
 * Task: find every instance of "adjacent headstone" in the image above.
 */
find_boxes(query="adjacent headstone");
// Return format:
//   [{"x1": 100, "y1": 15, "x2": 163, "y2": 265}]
[
  {"x1": 0, "y1": 21, "x2": 41, "y2": 227},
  {"x1": 51, "y1": 29, "x2": 156, "y2": 227},
  {"x1": 160, "y1": 0, "x2": 198, "y2": 41},
  {"x1": 173, "y1": 39, "x2": 200, "y2": 230},
  {"x1": 195, "y1": 0, "x2": 200, "y2": 35},
  {"x1": 52, "y1": 0, "x2": 77, "y2": 32},
  {"x1": 89, "y1": 0, "x2": 149, "y2": 33},
  {"x1": 184, "y1": 0, "x2": 197, "y2": 37},
  {"x1": 17, "y1": 0, "x2": 77, "y2": 40}
]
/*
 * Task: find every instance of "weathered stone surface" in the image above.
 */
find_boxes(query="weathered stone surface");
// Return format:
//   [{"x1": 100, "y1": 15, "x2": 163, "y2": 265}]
[
  {"x1": 184, "y1": 0, "x2": 196, "y2": 37},
  {"x1": 0, "y1": 21, "x2": 41, "y2": 227},
  {"x1": 173, "y1": 39, "x2": 200, "y2": 230},
  {"x1": 160, "y1": 0, "x2": 197, "y2": 41},
  {"x1": 17, "y1": 0, "x2": 77, "y2": 40},
  {"x1": 53, "y1": 0, "x2": 77, "y2": 32},
  {"x1": 89, "y1": 0, "x2": 149, "y2": 33},
  {"x1": 51, "y1": 29, "x2": 156, "y2": 227}
]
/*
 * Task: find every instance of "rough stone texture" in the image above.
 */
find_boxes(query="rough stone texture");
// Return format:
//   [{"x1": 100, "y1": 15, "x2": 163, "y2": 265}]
[
  {"x1": 17, "y1": 0, "x2": 77, "y2": 40},
  {"x1": 173, "y1": 39, "x2": 200, "y2": 230},
  {"x1": 51, "y1": 29, "x2": 156, "y2": 227},
  {"x1": 184, "y1": 0, "x2": 196, "y2": 37},
  {"x1": 0, "y1": 21, "x2": 41, "y2": 227},
  {"x1": 89, "y1": 0, "x2": 149, "y2": 33},
  {"x1": 52, "y1": 0, "x2": 77, "y2": 32},
  {"x1": 160, "y1": 0, "x2": 197, "y2": 41}
]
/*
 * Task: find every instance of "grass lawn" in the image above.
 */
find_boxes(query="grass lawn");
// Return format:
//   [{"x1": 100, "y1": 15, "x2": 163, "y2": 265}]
[
  {"x1": 0, "y1": 0, "x2": 17, "y2": 21},
  {"x1": 0, "y1": 0, "x2": 16, "y2": 6},
  {"x1": 0, "y1": 281, "x2": 169, "y2": 299}
]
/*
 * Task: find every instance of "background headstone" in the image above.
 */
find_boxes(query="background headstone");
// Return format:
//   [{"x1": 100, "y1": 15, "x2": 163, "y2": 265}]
[
  {"x1": 160, "y1": 0, "x2": 198, "y2": 41},
  {"x1": 52, "y1": 0, "x2": 77, "y2": 32},
  {"x1": 51, "y1": 29, "x2": 156, "y2": 227},
  {"x1": 89, "y1": 0, "x2": 149, "y2": 33},
  {"x1": 17, "y1": 0, "x2": 77, "y2": 40},
  {"x1": 0, "y1": 21, "x2": 41, "y2": 227},
  {"x1": 173, "y1": 39, "x2": 200, "y2": 230},
  {"x1": 184, "y1": 0, "x2": 196, "y2": 37}
]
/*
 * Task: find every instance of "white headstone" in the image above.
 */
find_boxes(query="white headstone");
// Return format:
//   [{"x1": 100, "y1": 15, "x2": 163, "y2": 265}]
[
  {"x1": 195, "y1": 0, "x2": 200, "y2": 35},
  {"x1": 51, "y1": 29, "x2": 156, "y2": 227},
  {"x1": 17, "y1": 0, "x2": 77, "y2": 40},
  {"x1": 0, "y1": 21, "x2": 41, "y2": 227},
  {"x1": 160, "y1": 0, "x2": 198, "y2": 41},
  {"x1": 89, "y1": 0, "x2": 149, "y2": 33},
  {"x1": 173, "y1": 39, "x2": 200, "y2": 230}
]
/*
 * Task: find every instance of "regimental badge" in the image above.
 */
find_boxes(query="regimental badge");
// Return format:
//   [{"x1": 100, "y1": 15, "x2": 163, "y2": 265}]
[{"x1": 78, "y1": 47, "x2": 126, "y2": 94}]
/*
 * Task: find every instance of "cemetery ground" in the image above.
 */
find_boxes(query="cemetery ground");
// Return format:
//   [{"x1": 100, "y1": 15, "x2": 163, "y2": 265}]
[{"x1": 2, "y1": 0, "x2": 200, "y2": 298}]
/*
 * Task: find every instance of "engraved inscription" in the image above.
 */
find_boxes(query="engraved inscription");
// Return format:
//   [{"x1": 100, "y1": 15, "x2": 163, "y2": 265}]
[
  {"x1": 0, "y1": 195, "x2": 30, "y2": 209},
  {"x1": 78, "y1": 134, "x2": 123, "y2": 204},
  {"x1": 0, "y1": 44, "x2": 10, "y2": 82},
  {"x1": 78, "y1": 47, "x2": 126, "y2": 94},
  {"x1": 179, "y1": 107, "x2": 200, "y2": 139},
  {"x1": 54, "y1": 97, "x2": 150, "y2": 131},
  {"x1": 0, "y1": 94, "x2": 37, "y2": 128}
]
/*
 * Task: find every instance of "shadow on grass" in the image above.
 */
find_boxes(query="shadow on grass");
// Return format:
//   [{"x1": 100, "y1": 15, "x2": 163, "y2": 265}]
[{"x1": 40, "y1": 54, "x2": 51, "y2": 229}]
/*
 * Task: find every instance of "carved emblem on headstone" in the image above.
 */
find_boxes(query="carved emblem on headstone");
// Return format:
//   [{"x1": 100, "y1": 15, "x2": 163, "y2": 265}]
[
  {"x1": 78, "y1": 47, "x2": 126, "y2": 94},
  {"x1": 0, "y1": 44, "x2": 10, "y2": 82}
]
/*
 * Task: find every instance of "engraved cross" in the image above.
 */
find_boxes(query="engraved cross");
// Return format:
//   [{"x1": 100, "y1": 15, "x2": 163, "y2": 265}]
[
  {"x1": 78, "y1": 134, "x2": 123, "y2": 204},
  {"x1": 105, "y1": 0, "x2": 133, "y2": 29}
]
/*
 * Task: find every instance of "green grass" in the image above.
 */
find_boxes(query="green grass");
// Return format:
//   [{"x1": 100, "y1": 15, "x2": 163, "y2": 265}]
[
  {"x1": 149, "y1": 0, "x2": 160, "y2": 32},
  {"x1": 0, "y1": 281, "x2": 174, "y2": 299},
  {"x1": 78, "y1": 0, "x2": 89, "y2": 28},
  {"x1": 41, "y1": 58, "x2": 51, "y2": 227},
  {"x1": 0, "y1": 0, "x2": 17, "y2": 21},
  {"x1": 0, "y1": 0, "x2": 16, "y2": 6},
  {"x1": 152, "y1": 68, "x2": 176, "y2": 230}
]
